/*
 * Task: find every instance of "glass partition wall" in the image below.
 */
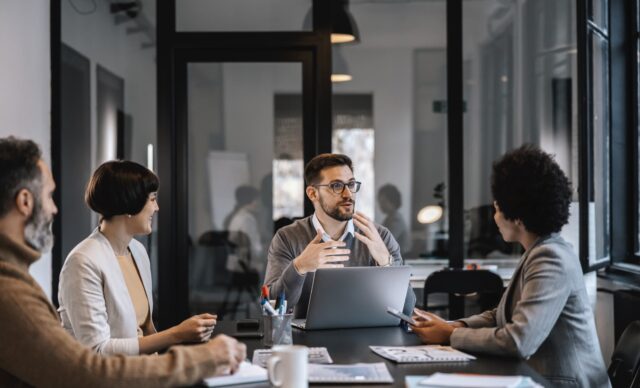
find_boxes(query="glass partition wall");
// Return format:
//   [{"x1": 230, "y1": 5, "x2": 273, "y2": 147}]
[
  {"x1": 187, "y1": 63, "x2": 303, "y2": 318},
  {"x1": 331, "y1": 1, "x2": 449, "y2": 260},
  {"x1": 462, "y1": 0, "x2": 581, "y2": 266},
  {"x1": 47, "y1": 0, "x2": 606, "y2": 326}
]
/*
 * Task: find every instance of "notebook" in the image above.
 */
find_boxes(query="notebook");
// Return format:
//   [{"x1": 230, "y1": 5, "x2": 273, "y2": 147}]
[
  {"x1": 370, "y1": 345, "x2": 476, "y2": 363},
  {"x1": 202, "y1": 361, "x2": 267, "y2": 387},
  {"x1": 308, "y1": 363, "x2": 393, "y2": 384}
]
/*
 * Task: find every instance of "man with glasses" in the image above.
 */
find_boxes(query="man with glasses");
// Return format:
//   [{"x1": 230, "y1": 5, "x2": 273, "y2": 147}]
[{"x1": 264, "y1": 153, "x2": 415, "y2": 317}]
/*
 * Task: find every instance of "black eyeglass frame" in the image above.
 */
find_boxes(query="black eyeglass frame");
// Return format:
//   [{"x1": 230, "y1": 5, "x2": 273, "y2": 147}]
[{"x1": 313, "y1": 180, "x2": 362, "y2": 194}]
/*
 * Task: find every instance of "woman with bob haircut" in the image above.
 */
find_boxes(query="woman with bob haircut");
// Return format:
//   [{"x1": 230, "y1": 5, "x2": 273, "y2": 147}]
[
  {"x1": 58, "y1": 160, "x2": 217, "y2": 355},
  {"x1": 410, "y1": 145, "x2": 610, "y2": 387}
]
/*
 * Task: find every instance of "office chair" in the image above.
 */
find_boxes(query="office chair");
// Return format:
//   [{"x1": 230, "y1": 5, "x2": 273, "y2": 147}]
[
  {"x1": 198, "y1": 231, "x2": 259, "y2": 319},
  {"x1": 609, "y1": 321, "x2": 640, "y2": 388},
  {"x1": 423, "y1": 268, "x2": 504, "y2": 320}
]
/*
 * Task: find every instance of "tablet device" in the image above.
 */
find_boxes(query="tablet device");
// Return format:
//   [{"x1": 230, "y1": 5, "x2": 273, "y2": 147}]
[{"x1": 386, "y1": 306, "x2": 416, "y2": 325}]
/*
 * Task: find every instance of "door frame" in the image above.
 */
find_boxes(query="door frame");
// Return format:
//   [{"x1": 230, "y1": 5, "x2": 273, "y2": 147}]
[{"x1": 156, "y1": 0, "x2": 332, "y2": 328}]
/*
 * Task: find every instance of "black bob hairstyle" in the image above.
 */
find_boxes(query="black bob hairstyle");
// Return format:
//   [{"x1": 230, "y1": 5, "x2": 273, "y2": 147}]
[
  {"x1": 85, "y1": 160, "x2": 159, "y2": 220},
  {"x1": 491, "y1": 144, "x2": 573, "y2": 236}
]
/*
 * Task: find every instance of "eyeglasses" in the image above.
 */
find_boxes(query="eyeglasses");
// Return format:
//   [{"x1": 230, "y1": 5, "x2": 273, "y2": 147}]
[{"x1": 314, "y1": 181, "x2": 362, "y2": 194}]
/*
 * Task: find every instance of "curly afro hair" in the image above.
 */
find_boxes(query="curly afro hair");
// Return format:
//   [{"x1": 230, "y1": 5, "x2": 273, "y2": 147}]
[{"x1": 491, "y1": 144, "x2": 573, "y2": 236}]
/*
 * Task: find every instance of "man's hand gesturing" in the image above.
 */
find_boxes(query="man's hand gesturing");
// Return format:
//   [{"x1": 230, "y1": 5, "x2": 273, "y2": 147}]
[
  {"x1": 292, "y1": 230, "x2": 350, "y2": 274},
  {"x1": 353, "y1": 212, "x2": 391, "y2": 266}
]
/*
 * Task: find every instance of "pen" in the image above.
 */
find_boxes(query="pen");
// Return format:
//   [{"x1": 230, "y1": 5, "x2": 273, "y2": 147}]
[{"x1": 261, "y1": 298, "x2": 278, "y2": 316}]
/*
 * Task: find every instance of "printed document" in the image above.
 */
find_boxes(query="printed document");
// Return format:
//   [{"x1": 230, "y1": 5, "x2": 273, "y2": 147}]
[{"x1": 370, "y1": 345, "x2": 476, "y2": 363}]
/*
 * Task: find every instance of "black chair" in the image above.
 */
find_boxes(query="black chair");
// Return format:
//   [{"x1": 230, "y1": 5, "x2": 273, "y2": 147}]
[
  {"x1": 198, "y1": 231, "x2": 260, "y2": 319},
  {"x1": 423, "y1": 268, "x2": 504, "y2": 320},
  {"x1": 197, "y1": 231, "x2": 234, "y2": 287},
  {"x1": 609, "y1": 321, "x2": 640, "y2": 388}
]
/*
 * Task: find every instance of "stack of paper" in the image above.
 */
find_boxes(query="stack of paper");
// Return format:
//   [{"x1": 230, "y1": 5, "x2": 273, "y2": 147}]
[
  {"x1": 370, "y1": 345, "x2": 476, "y2": 363},
  {"x1": 251, "y1": 347, "x2": 333, "y2": 368},
  {"x1": 202, "y1": 361, "x2": 267, "y2": 387},
  {"x1": 308, "y1": 363, "x2": 393, "y2": 384},
  {"x1": 406, "y1": 373, "x2": 544, "y2": 388}
]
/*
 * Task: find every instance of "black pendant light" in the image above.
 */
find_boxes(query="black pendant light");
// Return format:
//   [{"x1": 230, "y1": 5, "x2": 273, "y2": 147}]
[
  {"x1": 302, "y1": 0, "x2": 360, "y2": 44},
  {"x1": 331, "y1": 46, "x2": 352, "y2": 83},
  {"x1": 331, "y1": 0, "x2": 360, "y2": 44}
]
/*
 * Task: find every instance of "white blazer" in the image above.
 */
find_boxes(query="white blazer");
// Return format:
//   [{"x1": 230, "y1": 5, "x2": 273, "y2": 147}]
[{"x1": 58, "y1": 229, "x2": 155, "y2": 355}]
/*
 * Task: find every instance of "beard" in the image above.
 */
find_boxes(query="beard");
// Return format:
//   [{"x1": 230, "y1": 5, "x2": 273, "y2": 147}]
[
  {"x1": 24, "y1": 196, "x2": 54, "y2": 253},
  {"x1": 319, "y1": 195, "x2": 355, "y2": 222}
]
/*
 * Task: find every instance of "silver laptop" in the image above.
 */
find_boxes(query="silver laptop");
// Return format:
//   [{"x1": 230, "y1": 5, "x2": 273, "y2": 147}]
[{"x1": 292, "y1": 266, "x2": 412, "y2": 330}]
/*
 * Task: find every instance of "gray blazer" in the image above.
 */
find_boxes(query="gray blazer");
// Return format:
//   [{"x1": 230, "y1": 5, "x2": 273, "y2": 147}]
[
  {"x1": 264, "y1": 216, "x2": 416, "y2": 318},
  {"x1": 450, "y1": 234, "x2": 610, "y2": 387}
]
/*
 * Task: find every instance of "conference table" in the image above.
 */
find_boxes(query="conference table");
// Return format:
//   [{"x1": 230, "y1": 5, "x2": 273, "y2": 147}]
[{"x1": 211, "y1": 321, "x2": 550, "y2": 387}]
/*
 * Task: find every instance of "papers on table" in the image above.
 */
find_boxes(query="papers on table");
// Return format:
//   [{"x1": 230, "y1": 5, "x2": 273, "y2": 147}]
[
  {"x1": 202, "y1": 361, "x2": 267, "y2": 387},
  {"x1": 251, "y1": 347, "x2": 333, "y2": 368},
  {"x1": 309, "y1": 362, "x2": 393, "y2": 384},
  {"x1": 406, "y1": 373, "x2": 544, "y2": 388},
  {"x1": 370, "y1": 345, "x2": 476, "y2": 363}
]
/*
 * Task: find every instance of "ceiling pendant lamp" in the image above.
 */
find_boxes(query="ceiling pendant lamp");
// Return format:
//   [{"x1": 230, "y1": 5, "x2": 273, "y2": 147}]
[
  {"x1": 302, "y1": 0, "x2": 360, "y2": 44},
  {"x1": 331, "y1": 46, "x2": 352, "y2": 83},
  {"x1": 331, "y1": 0, "x2": 360, "y2": 44}
]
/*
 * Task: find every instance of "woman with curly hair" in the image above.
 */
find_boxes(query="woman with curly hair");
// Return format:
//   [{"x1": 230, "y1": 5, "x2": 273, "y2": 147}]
[{"x1": 411, "y1": 145, "x2": 610, "y2": 387}]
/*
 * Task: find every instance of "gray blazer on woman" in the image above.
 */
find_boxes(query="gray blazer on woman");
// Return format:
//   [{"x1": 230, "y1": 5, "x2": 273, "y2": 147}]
[{"x1": 450, "y1": 234, "x2": 610, "y2": 388}]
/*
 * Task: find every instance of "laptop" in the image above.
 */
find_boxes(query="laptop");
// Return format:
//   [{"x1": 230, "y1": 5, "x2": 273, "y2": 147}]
[{"x1": 291, "y1": 266, "x2": 412, "y2": 330}]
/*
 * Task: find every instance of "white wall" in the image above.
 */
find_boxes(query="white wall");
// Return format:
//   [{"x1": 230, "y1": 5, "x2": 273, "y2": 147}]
[{"x1": 0, "y1": 0, "x2": 52, "y2": 298}]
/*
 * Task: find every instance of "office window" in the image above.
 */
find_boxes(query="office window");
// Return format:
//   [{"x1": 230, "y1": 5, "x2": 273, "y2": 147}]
[
  {"x1": 332, "y1": 95, "x2": 375, "y2": 218},
  {"x1": 462, "y1": 0, "x2": 579, "y2": 262},
  {"x1": 587, "y1": 1, "x2": 611, "y2": 267}
]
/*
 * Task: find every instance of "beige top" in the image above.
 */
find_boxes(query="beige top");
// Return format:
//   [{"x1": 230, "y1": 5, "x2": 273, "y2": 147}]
[{"x1": 117, "y1": 251, "x2": 150, "y2": 337}]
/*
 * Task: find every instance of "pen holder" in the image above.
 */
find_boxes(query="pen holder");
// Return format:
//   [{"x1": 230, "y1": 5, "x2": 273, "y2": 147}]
[{"x1": 263, "y1": 314, "x2": 293, "y2": 347}]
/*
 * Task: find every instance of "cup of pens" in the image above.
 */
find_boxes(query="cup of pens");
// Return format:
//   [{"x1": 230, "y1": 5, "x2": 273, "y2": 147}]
[
  {"x1": 263, "y1": 313, "x2": 293, "y2": 347},
  {"x1": 261, "y1": 288, "x2": 292, "y2": 347}
]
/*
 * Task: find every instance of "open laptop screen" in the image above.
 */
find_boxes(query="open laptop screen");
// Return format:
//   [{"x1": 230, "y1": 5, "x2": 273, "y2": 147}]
[{"x1": 299, "y1": 266, "x2": 412, "y2": 330}]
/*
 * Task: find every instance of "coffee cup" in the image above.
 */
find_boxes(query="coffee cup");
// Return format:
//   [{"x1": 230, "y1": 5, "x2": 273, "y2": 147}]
[{"x1": 267, "y1": 345, "x2": 308, "y2": 388}]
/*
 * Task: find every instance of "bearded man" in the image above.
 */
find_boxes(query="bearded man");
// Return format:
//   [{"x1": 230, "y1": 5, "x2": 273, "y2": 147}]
[
  {"x1": 0, "y1": 137, "x2": 245, "y2": 387},
  {"x1": 264, "y1": 153, "x2": 415, "y2": 318}
]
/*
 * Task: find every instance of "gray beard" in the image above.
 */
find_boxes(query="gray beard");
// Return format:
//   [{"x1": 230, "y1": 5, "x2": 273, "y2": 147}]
[{"x1": 24, "y1": 200, "x2": 54, "y2": 253}]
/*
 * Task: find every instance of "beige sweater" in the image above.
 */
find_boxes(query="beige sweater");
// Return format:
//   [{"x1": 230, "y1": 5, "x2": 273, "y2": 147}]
[{"x1": 0, "y1": 234, "x2": 225, "y2": 387}]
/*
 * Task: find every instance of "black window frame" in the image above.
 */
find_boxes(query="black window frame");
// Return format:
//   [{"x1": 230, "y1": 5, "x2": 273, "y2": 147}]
[{"x1": 605, "y1": 0, "x2": 640, "y2": 276}]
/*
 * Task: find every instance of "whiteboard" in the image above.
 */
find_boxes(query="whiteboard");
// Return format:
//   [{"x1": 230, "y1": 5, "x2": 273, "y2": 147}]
[{"x1": 207, "y1": 151, "x2": 250, "y2": 230}]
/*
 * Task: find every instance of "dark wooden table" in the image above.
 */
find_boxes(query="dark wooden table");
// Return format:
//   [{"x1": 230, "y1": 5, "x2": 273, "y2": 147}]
[{"x1": 212, "y1": 321, "x2": 549, "y2": 387}]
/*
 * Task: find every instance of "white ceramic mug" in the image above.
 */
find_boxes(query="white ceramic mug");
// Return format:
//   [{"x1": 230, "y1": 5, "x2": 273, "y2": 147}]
[{"x1": 267, "y1": 345, "x2": 308, "y2": 388}]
